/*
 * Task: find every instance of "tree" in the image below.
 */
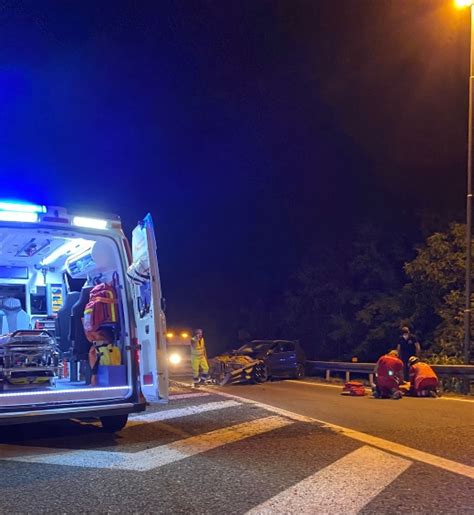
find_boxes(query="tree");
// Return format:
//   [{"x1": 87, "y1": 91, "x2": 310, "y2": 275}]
[
  {"x1": 404, "y1": 223, "x2": 468, "y2": 358},
  {"x1": 284, "y1": 221, "x2": 412, "y2": 360}
]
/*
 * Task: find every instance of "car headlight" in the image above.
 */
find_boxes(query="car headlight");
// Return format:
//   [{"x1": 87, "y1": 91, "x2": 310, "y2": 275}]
[{"x1": 169, "y1": 353, "x2": 182, "y2": 365}]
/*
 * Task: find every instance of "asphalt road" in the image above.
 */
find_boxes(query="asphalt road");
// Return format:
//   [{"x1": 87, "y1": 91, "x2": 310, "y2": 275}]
[{"x1": 0, "y1": 380, "x2": 472, "y2": 514}]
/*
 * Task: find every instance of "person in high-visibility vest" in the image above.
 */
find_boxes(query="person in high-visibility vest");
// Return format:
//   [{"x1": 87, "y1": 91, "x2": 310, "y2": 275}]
[
  {"x1": 408, "y1": 356, "x2": 439, "y2": 397},
  {"x1": 373, "y1": 350, "x2": 404, "y2": 399},
  {"x1": 190, "y1": 328, "x2": 209, "y2": 385}
]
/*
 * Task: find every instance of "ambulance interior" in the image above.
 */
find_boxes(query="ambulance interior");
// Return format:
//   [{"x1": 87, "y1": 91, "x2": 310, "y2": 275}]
[{"x1": 0, "y1": 227, "x2": 132, "y2": 406}]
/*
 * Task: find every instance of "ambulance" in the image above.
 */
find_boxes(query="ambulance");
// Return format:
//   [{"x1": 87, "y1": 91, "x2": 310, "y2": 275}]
[{"x1": 0, "y1": 200, "x2": 168, "y2": 431}]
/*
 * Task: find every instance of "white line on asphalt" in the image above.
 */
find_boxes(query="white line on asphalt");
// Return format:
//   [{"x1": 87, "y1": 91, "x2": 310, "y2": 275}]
[
  {"x1": 128, "y1": 400, "x2": 240, "y2": 425},
  {"x1": 286, "y1": 379, "x2": 352, "y2": 389},
  {"x1": 0, "y1": 416, "x2": 293, "y2": 471},
  {"x1": 247, "y1": 445, "x2": 412, "y2": 515},
  {"x1": 204, "y1": 388, "x2": 474, "y2": 480}
]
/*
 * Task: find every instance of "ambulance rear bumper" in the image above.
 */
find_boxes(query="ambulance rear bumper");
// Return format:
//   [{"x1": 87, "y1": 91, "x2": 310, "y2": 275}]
[{"x1": 0, "y1": 401, "x2": 145, "y2": 426}]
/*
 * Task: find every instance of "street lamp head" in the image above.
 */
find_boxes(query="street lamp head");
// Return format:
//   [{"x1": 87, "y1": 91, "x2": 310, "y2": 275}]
[{"x1": 455, "y1": 0, "x2": 474, "y2": 8}]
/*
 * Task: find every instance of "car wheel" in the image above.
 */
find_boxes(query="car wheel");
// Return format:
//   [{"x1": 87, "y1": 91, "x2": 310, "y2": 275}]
[
  {"x1": 100, "y1": 414, "x2": 129, "y2": 432},
  {"x1": 252, "y1": 364, "x2": 268, "y2": 383},
  {"x1": 294, "y1": 364, "x2": 305, "y2": 379}
]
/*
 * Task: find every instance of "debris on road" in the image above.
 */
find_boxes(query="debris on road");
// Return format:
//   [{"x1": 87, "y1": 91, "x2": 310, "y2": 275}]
[{"x1": 209, "y1": 354, "x2": 266, "y2": 385}]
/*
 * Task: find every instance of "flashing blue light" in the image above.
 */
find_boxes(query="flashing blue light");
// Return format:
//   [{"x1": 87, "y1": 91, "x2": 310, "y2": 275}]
[{"x1": 0, "y1": 200, "x2": 46, "y2": 213}]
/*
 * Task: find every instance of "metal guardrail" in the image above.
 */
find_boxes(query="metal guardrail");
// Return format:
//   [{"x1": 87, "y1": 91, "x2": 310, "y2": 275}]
[{"x1": 306, "y1": 360, "x2": 474, "y2": 383}]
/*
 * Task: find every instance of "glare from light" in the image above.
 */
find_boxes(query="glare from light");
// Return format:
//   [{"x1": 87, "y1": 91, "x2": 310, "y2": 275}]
[
  {"x1": 455, "y1": 0, "x2": 474, "y2": 8},
  {"x1": 166, "y1": 332, "x2": 174, "y2": 338},
  {"x1": 73, "y1": 216, "x2": 108, "y2": 230},
  {"x1": 169, "y1": 353, "x2": 182, "y2": 365},
  {"x1": 181, "y1": 332, "x2": 189, "y2": 338},
  {"x1": 0, "y1": 211, "x2": 38, "y2": 223},
  {"x1": 0, "y1": 201, "x2": 46, "y2": 213},
  {"x1": 42, "y1": 238, "x2": 93, "y2": 266}
]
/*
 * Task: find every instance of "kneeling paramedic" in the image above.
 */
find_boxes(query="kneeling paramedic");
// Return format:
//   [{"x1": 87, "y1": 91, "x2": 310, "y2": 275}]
[
  {"x1": 408, "y1": 356, "x2": 439, "y2": 397},
  {"x1": 373, "y1": 350, "x2": 404, "y2": 399},
  {"x1": 191, "y1": 328, "x2": 209, "y2": 385}
]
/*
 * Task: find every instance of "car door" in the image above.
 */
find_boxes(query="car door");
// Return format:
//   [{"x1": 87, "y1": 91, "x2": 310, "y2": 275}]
[
  {"x1": 131, "y1": 214, "x2": 168, "y2": 403},
  {"x1": 271, "y1": 342, "x2": 297, "y2": 377}
]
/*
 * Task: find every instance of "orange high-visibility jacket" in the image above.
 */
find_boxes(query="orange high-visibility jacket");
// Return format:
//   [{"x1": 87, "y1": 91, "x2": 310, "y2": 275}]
[
  {"x1": 376, "y1": 354, "x2": 403, "y2": 378},
  {"x1": 409, "y1": 362, "x2": 438, "y2": 390}
]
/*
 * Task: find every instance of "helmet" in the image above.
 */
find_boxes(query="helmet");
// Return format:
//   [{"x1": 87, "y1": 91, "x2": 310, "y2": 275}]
[{"x1": 408, "y1": 356, "x2": 419, "y2": 366}]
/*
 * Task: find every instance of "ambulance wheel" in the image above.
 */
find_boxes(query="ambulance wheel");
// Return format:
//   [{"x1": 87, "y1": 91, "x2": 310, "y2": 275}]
[{"x1": 100, "y1": 414, "x2": 129, "y2": 432}]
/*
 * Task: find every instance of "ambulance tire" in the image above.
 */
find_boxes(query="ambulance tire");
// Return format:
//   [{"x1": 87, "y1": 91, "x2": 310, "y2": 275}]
[{"x1": 100, "y1": 414, "x2": 129, "y2": 432}]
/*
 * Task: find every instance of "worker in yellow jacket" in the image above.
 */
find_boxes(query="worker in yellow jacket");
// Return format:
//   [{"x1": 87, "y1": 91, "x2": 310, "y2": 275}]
[{"x1": 191, "y1": 328, "x2": 209, "y2": 386}]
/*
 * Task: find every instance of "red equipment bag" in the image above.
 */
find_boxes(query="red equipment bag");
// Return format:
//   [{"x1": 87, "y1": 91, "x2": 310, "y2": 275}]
[
  {"x1": 82, "y1": 283, "x2": 118, "y2": 342},
  {"x1": 341, "y1": 381, "x2": 366, "y2": 396}
]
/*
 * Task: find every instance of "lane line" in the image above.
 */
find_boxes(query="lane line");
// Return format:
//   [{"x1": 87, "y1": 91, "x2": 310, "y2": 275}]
[
  {"x1": 286, "y1": 379, "x2": 349, "y2": 389},
  {"x1": 247, "y1": 445, "x2": 412, "y2": 515},
  {"x1": 0, "y1": 416, "x2": 292, "y2": 471},
  {"x1": 203, "y1": 388, "x2": 474, "y2": 479},
  {"x1": 128, "y1": 400, "x2": 240, "y2": 425}
]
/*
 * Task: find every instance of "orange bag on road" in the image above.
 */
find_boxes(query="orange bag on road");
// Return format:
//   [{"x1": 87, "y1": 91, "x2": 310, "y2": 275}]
[{"x1": 341, "y1": 381, "x2": 366, "y2": 396}]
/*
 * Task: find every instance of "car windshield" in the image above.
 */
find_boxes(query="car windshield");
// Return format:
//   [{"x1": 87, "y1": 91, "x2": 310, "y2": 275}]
[{"x1": 236, "y1": 342, "x2": 273, "y2": 354}]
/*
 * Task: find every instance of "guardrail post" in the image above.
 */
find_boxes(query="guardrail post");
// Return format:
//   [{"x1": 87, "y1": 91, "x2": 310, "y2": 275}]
[
  {"x1": 325, "y1": 369, "x2": 331, "y2": 381},
  {"x1": 369, "y1": 373, "x2": 374, "y2": 385},
  {"x1": 345, "y1": 371, "x2": 350, "y2": 382}
]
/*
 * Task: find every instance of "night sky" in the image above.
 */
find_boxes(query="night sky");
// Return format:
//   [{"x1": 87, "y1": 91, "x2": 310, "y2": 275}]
[{"x1": 0, "y1": 0, "x2": 471, "y2": 353}]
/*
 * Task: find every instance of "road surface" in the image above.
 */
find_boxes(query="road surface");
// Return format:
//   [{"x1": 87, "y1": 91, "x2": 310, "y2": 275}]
[{"x1": 0, "y1": 379, "x2": 472, "y2": 514}]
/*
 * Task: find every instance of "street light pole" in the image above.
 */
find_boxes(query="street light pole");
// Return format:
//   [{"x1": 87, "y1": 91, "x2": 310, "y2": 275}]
[{"x1": 464, "y1": 4, "x2": 474, "y2": 366}]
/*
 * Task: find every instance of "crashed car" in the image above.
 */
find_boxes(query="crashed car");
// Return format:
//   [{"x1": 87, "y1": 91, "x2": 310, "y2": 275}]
[{"x1": 210, "y1": 339, "x2": 306, "y2": 385}]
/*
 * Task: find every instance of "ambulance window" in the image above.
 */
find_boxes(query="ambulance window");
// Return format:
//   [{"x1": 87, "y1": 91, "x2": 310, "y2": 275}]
[
  {"x1": 137, "y1": 281, "x2": 151, "y2": 319},
  {"x1": 0, "y1": 284, "x2": 26, "y2": 310}
]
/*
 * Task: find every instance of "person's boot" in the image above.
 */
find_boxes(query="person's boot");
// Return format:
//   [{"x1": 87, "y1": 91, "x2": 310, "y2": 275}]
[{"x1": 391, "y1": 390, "x2": 402, "y2": 400}]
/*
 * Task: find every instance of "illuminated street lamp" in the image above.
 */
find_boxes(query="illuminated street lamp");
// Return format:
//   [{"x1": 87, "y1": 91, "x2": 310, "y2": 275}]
[{"x1": 455, "y1": 0, "x2": 474, "y2": 365}]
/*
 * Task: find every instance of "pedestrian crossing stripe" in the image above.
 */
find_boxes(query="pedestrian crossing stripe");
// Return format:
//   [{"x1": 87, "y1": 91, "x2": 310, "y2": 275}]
[
  {"x1": 0, "y1": 416, "x2": 292, "y2": 471},
  {"x1": 247, "y1": 446, "x2": 411, "y2": 515}
]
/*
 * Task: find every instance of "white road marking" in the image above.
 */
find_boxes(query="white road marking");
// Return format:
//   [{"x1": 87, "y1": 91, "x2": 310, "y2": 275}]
[
  {"x1": 437, "y1": 396, "x2": 474, "y2": 404},
  {"x1": 204, "y1": 389, "x2": 474, "y2": 480},
  {"x1": 128, "y1": 400, "x2": 240, "y2": 425},
  {"x1": 0, "y1": 416, "x2": 292, "y2": 471},
  {"x1": 247, "y1": 445, "x2": 411, "y2": 515},
  {"x1": 169, "y1": 392, "x2": 211, "y2": 400},
  {"x1": 286, "y1": 379, "x2": 352, "y2": 390}
]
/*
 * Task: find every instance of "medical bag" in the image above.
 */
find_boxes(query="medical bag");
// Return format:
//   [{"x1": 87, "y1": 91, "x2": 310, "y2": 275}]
[
  {"x1": 341, "y1": 380, "x2": 366, "y2": 396},
  {"x1": 82, "y1": 283, "x2": 118, "y2": 342}
]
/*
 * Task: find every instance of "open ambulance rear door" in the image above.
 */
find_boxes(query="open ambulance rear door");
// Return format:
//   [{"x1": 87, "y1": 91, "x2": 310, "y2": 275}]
[{"x1": 130, "y1": 214, "x2": 169, "y2": 403}]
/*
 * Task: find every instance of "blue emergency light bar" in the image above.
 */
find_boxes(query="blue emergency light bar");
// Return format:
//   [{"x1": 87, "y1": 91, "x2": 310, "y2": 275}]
[
  {"x1": 0, "y1": 200, "x2": 47, "y2": 223},
  {"x1": 0, "y1": 201, "x2": 46, "y2": 213}
]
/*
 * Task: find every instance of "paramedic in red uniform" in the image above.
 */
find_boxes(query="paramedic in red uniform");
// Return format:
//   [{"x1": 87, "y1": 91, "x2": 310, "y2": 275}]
[
  {"x1": 408, "y1": 356, "x2": 439, "y2": 397},
  {"x1": 373, "y1": 350, "x2": 404, "y2": 399}
]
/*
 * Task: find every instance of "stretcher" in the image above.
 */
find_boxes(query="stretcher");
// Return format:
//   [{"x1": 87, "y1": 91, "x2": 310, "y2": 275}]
[{"x1": 0, "y1": 330, "x2": 60, "y2": 387}]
